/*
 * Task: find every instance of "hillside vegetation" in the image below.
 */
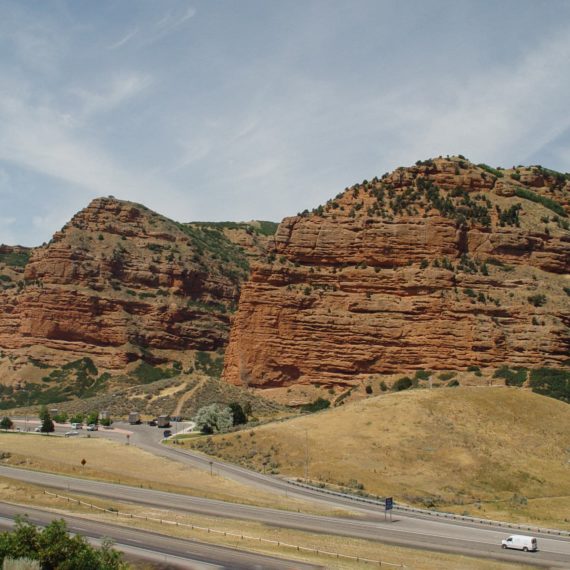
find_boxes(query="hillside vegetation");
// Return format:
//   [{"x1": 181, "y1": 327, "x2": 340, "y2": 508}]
[{"x1": 188, "y1": 387, "x2": 570, "y2": 529}]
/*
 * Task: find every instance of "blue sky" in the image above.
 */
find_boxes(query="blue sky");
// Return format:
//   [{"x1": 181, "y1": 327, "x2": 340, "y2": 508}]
[{"x1": 1, "y1": 0, "x2": 569, "y2": 246}]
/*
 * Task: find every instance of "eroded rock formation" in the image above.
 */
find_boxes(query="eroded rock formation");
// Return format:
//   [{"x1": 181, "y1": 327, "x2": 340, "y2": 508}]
[
  {"x1": 223, "y1": 158, "x2": 570, "y2": 390},
  {"x1": 0, "y1": 198, "x2": 255, "y2": 373}
]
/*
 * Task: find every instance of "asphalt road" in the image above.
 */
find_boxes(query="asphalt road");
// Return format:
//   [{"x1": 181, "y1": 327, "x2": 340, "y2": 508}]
[
  {"x1": 1, "y1": 464, "x2": 569, "y2": 568},
  {"x1": 0, "y1": 502, "x2": 321, "y2": 570}
]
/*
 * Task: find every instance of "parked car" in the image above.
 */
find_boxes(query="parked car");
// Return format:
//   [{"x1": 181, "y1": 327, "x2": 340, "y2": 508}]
[
  {"x1": 86, "y1": 424, "x2": 98, "y2": 431},
  {"x1": 501, "y1": 535, "x2": 538, "y2": 552},
  {"x1": 34, "y1": 426, "x2": 42, "y2": 432},
  {"x1": 163, "y1": 429, "x2": 172, "y2": 438},
  {"x1": 70, "y1": 422, "x2": 83, "y2": 430},
  {"x1": 64, "y1": 431, "x2": 79, "y2": 437},
  {"x1": 148, "y1": 419, "x2": 157, "y2": 426}
]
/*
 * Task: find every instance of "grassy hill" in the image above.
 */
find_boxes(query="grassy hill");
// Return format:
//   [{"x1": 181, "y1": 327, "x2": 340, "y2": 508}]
[{"x1": 187, "y1": 387, "x2": 570, "y2": 529}]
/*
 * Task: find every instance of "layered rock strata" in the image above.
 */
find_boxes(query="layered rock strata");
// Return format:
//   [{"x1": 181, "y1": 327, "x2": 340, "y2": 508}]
[
  {"x1": 223, "y1": 158, "x2": 570, "y2": 389},
  {"x1": 0, "y1": 198, "x2": 253, "y2": 372}
]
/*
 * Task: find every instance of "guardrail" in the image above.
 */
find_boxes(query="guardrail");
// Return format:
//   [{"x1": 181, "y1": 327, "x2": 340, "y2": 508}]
[
  {"x1": 286, "y1": 480, "x2": 570, "y2": 538},
  {"x1": 44, "y1": 490, "x2": 406, "y2": 568}
]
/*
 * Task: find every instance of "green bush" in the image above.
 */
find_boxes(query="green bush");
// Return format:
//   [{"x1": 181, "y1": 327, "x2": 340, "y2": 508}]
[
  {"x1": 133, "y1": 362, "x2": 165, "y2": 384},
  {"x1": 414, "y1": 370, "x2": 431, "y2": 380},
  {"x1": 493, "y1": 366, "x2": 528, "y2": 386},
  {"x1": 438, "y1": 371, "x2": 457, "y2": 381},
  {"x1": 301, "y1": 397, "x2": 331, "y2": 413},
  {"x1": 477, "y1": 164, "x2": 504, "y2": 178},
  {"x1": 195, "y1": 352, "x2": 224, "y2": 378},
  {"x1": 448, "y1": 379, "x2": 460, "y2": 387},
  {"x1": 0, "y1": 251, "x2": 30, "y2": 267},
  {"x1": 393, "y1": 377, "x2": 413, "y2": 391},
  {"x1": 528, "y1": 294, "x2": 547, "y2": 307},
  {"x1": 514, "y1": 188, "x2": 566, "y2": 218},
  {"x1": 529, "y1": 368, "x2": 570, "y2": 403}
]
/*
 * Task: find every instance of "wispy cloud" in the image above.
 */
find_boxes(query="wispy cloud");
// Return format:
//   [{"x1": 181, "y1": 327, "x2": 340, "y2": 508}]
[
  {"x1": 68, "y1": 73, "x2": 153, "y2": 121},
  {"x1": 108, "y1": 28, "x2": 139, "y2": 50},
  {"x1": 143, "y1": 4, "x2": 196, "y2": 45},
  {"x1": 1, "y1": 0, "x2": 570, "y2": 246},
  {"x1": 0, "y1": 87, "x2": 178, "y2": 215}
]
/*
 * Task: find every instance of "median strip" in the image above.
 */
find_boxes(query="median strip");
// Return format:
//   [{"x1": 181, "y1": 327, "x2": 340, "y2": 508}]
[{"x1": 44, "y1": 489, "x2": 407, "y2": 568}]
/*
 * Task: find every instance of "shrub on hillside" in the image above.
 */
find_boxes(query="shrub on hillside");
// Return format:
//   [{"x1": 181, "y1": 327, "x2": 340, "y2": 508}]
[
  {"x1": 414, "y1": 370, "x2": 431, "y2": 381},
  {"x1": 528, "y1": 294, "x2": 547, "y2": 307},
  {"x1": 493, "y1": 366, "x2": 528, "y2": 387},
  {"x1": 393, "y1": 377, "x2": 413, "y2": 391},
  {"x1": 529, "y1": 368, "x2": 570, "y2": 403},
  {"x1": 301, "y1": 398, "x2": 330, "y2": 413}
]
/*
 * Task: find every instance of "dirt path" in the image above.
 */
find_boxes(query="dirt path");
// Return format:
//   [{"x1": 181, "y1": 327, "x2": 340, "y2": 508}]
[{"x1": 172, "y1": 377, "x2": 207, "y2": 416}]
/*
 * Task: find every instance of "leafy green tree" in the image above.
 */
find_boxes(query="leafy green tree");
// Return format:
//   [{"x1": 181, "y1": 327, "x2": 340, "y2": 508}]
[
  {"x1": 69, "y1": 413, "x2": 84, "y2": 425},
  {"x1": 194, "y1": 404, "x2": 233, "y2": 434},
  {"x1": 0, "y1": 417, "x2": 13, "y2": 431},
  {"x1": 86, "y1": 411, "x2": 99, "y2": 425},
  {"x1": 228, "y1": 402, "x2": 247, "y2": 425},
  {"x1": 52, "y1": 412, "x2": 68, "y2": 424},
  {"x1": 0, "y1": 517, "x2": 126, "y2": 569}
]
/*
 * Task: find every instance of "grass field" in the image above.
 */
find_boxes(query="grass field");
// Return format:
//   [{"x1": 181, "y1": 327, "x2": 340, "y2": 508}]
[
  {"x1": 0, "y1": 433, "x2": 336, "y2": 515},
  {"x1": 185, "y1": 387, "x2": 570, "y2": 530},
  {"x1": 0, "y1": 477, "x2": 535, "y2": 570}
]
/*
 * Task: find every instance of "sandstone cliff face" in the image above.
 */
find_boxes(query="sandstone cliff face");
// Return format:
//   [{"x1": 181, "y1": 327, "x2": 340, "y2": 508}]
[
  {"x1": 223, "y1": 158, "x2": 570, "y2": 390},
  {"x1": 0, "y1": 198, "x2": 254, "y2": 373}
]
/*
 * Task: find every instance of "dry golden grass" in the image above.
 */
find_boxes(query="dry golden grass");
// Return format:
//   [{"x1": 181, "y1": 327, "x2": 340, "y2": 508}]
[
  {"x1": 187, "y1": 387, "x2": 570, "y2": 530},
  {"x1": 0, "y1": 433, "x2": 337, "y2": 515},
  {"x1": 0, "y1": 477, "x2": 534, "y2": 570}
]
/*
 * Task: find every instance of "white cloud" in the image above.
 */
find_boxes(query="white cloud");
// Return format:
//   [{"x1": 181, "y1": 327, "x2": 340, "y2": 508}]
[
  {"x1": 108, "y1": 28, "x2": 139, "y2": 50},
  {"x1": 68, "y1": 73, "x2": 153, "y2": 121},
  {"x1": 0, "y1": 88, "x2": 180, "y2": 215}
]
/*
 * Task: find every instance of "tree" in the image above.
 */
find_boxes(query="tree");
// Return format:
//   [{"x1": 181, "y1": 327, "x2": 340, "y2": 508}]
[
  {"x1": 0, "y1": 517, "x2": 127, "y2": 569},
  {"x1": 38, "y1": 407, "x2": 54, "y2": 434},
  {"x1": 69, "y1": 413, "x2": 84, "y2": 425},
  {"x1": 52, "y1": 412, "x2": 68, "y2": 424},
  {"x1": 0, "y1": 417, "x2": 13, "y2": 431},
  {"x1": 228, "y1": 402, "x2": 247, "y2": 426},
  {"x1": 86, "y1": 411, "x2": 99, "y2": 426},
  {"x1": 194, "y1": 404, "x2": 233, "y2": 434}
]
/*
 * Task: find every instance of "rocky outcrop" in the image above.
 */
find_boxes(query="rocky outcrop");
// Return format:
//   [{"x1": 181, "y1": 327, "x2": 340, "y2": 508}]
[
  {"x1": 223, "y1": 158, "x2": 570, "y2": 390},
  {"x1": 0, "y1": 198, "x2": 255, "y2": 373}
]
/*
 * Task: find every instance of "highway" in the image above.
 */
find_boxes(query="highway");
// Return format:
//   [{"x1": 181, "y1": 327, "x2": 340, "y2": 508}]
[
  {"x1": 7, "y1": 419, "x2": 570, "y2": 567},
  {"x1": 1, "y1": 464, "x2": 569, "y2": 568},
  {"x1": 0, "y1": 502, "x2": 320, "y2": 569}
]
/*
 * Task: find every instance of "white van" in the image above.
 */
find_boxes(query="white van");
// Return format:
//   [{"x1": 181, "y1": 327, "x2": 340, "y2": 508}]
[
  {"x1": 501, "y1": 535, "x2": 537, "y2": 552},
  {"x1": 70, "y1": 422, "x2": 83, "y2": 430}
]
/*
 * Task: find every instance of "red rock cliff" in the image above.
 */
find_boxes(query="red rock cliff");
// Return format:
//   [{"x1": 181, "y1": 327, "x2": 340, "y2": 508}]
[
  {"x1": 223, "y1": 158, "x2": 570, "y2": 390},
  {"x1": 0, "y1": 198, "x2": 251, "y2": 371}
]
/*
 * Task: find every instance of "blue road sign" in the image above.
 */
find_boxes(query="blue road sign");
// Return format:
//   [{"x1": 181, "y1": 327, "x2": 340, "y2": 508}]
[{"x1": 385, "y1": 497, "x2": 393, "y2": 511}]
